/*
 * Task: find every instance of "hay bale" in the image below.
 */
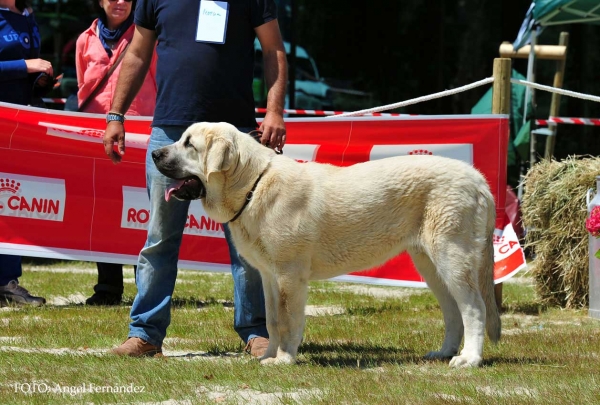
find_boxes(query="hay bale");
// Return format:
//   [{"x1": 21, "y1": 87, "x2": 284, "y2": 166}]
[{"x1": 521, "y1": 156, "x2": 600, "y2": 308}]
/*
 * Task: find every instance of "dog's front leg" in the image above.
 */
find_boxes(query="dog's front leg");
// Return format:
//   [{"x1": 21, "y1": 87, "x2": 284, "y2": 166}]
[
  {"x1": 259, "y1": 273, "x2": 279, "y2": 362},
  {"x1": 260, "y1": 267, "x2": 309, "y2": 365}
]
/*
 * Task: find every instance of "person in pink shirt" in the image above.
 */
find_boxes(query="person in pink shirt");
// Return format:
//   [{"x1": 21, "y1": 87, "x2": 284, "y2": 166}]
[
  {"x1": 76, "y1": 0, "x2": 157, "y2": 305},
  {"x1": 77, "y1": 0, "x2": 156, "y2": 115}
]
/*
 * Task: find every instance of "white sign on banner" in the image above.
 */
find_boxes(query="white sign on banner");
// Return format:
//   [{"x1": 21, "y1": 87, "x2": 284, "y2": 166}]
[
  {"x1": 0, "y1": 172, "x2": 65, "y2": 221},
  {"x1": 121, "y1": 186, "x2": 225, "y2": 238},
  {"x1": 370, "y1": 144, "x2": 473, "y2": 163}
]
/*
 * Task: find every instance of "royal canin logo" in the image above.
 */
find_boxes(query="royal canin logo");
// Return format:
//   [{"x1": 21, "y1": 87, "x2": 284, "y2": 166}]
[
  {"x1": 370, "y1": 144, "x2": 473, "y2": 164},
  {"x1": 121, "y1": 187, "x2": 224, "y2": 237},
  {"x1": 125, "y1": 206, "x2": 224, "y2": 233},
  {"x1": 0, "y1": 178, "x2": 21, "y2": 194},
  {"x1": 0, "y1": 174, "x2": 66, "y2": 221},
  {"x1": 408, "y1": 149, "x2": 433, "y2": 155},
  {"x1": 493, "y1": 227, "x2": 520, "y2": 257}
]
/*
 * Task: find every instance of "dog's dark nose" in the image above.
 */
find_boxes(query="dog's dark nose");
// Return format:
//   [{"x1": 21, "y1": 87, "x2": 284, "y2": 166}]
[{"x1": 152, "y1": 149, "x2": 166, "y2": 162}]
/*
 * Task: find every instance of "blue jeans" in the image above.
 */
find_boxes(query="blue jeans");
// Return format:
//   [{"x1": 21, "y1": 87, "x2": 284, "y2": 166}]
[
  {"x1": 128, "y1": 125, "x2": 267, "y2": 347},
  {"x1": 0, "y1": 255, "x2": 22, "y2": 286}
]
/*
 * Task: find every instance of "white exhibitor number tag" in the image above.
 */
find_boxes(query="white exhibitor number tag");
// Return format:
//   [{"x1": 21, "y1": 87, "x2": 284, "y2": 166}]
[{"x1": 196, "y1": 1, "x2": 229, "y2": 44}]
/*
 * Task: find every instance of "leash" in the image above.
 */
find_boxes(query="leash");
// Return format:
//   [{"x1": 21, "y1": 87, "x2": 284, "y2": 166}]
[{"x1": 248, "y1": 129, "x2": 283, "y2": 155}]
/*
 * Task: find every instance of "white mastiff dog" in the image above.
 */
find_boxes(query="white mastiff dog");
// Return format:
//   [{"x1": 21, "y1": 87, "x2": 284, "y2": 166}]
[{"x1": 152, "y1": 122, "x2": 501, "y2": 368}]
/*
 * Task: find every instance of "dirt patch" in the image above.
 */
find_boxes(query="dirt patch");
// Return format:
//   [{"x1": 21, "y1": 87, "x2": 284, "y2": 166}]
[
  {"x1": 26, "y1": 266, "x2": 97, "y2": 274},
  {"x1": 504, "y1": 276, "x2": 535, "y2": 286},
  {"x1": 47, "y1": 293, "x2": 87, "y2": 306},
  {"x1": 0, "y1": 337, "x2": 24, "y2": 344},
  {"x1": 196, "y1": 385, "x2": 322, "y2": 405},
  {"x1": 0, "y1": 346, "x2": 106, "y2": 356},
  {"x1": 501, "y1": 314, "x2": 583, "y2": 335},
  {"x1": 335, "y1": 285, "x2": 426, "y2": 299},
  {"x1": 123, "y1": 278, "x2": 198, "y2": 285},
  {"x1": 477, "y1": 385, "x2": 538, "y2": 398},
  {"x1": 305, "y1": 305, "x2": 345, "y2": 316}
]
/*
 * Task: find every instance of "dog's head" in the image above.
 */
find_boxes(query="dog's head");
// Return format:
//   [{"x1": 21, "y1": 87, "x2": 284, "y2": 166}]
[{"x1": 151, "y1": 122, "x2": 240, "y2": 203}]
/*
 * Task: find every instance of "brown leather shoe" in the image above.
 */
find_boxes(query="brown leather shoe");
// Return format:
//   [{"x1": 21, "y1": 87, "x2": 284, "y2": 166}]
[
  {"x1": 110, "y1": 337, "x2": 163, "y2": 358},
  {"x1": 244, "y1": 337, "x2": 269, "y2": 358}
]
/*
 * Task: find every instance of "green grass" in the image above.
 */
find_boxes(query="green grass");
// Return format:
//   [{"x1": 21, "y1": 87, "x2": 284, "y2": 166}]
[{"x1": 1, "y1": 261, "x2": 600, "y2": 404}]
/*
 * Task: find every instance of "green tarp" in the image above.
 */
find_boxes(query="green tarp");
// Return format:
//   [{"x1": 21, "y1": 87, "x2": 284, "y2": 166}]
[
  {"x1": 514, "y1": 0, "x2": 600, "y2": 49},
  {"x1": 534, "y1": 0, "x2": 600, "y2": 25}
]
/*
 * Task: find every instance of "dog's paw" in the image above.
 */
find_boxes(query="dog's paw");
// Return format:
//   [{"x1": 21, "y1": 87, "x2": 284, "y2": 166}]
[
  {"x1": 259, "y1": 357, "x2": 280, "y2": 365},
  {"x1": 423, "y1": 350, "x2": 454, "y2": 360},
  {"x1": 448, "y1": 354, "x2": 482, "y2": 368},
  {"x1": 259, "y1": 354, "x2": 296, "y2": 366}
]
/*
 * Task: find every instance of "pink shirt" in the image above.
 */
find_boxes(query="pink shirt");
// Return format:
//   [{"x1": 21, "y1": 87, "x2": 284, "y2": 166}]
[{"x1": 75, "y1": 20, "x2": 157, "y2": 116}]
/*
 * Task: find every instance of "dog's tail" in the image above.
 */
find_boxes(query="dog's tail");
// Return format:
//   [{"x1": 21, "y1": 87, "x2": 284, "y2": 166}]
[{"x1": 480, "y1": 193, "x2": 501, "y2": 344}]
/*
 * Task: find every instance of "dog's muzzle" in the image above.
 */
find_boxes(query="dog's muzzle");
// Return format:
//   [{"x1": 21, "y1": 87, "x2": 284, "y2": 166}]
[
  {"x1": 165, "y1": 177, "x2": 206, "y2": 202},
  {"x1": 151, "y1": 148, "x2": 206, "y2": 202}
]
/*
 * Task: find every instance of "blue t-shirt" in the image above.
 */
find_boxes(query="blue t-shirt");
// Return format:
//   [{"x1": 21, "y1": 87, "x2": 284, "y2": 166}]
[
  {"x1": 0, "y1": 9, "x2": 41, "y2": 105},
  {"x1": 135, "y1": 0, "x2": 277, "y2": 128}
]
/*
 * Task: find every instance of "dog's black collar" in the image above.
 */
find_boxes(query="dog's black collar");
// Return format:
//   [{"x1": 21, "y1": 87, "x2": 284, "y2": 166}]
[{"x1": 228, "y1": 171, "x2": 265, "y2": 223}]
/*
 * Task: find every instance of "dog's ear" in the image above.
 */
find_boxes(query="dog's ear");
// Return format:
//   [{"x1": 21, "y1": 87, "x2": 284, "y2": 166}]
[{"x1": 205, "y1": 136, "x2": 233, "y2": 183}]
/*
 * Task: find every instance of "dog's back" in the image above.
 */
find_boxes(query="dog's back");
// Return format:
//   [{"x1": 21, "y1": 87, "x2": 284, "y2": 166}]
[{"x1": 273, "y1": 155, "x2": 495, "y2": 276}]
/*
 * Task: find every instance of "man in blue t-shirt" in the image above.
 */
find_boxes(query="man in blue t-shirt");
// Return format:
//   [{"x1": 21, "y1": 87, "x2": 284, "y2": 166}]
[{"x1": 104, "y1": 0, "x2": 287, "y2": 358}]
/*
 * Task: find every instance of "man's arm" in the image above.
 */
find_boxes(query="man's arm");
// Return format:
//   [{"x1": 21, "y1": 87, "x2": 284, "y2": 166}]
[
  {"x1": 255, "y1": 19, "x2": 287, "y2": 151},
  {"x1": 103, "y1": 25, "x2": 157, "y2": 163}
]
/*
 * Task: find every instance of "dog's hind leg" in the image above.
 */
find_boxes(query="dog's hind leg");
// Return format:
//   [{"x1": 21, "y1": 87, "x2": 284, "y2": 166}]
[
  {"x1": 409, "y1": 250, "x2": 464, "y2": 361},
  {"x1": 429, "y1": 240, "x2": 486, "y2": 368},
  {"x1": 260, "y1": 267, "x2": 309, "y2": 365}
]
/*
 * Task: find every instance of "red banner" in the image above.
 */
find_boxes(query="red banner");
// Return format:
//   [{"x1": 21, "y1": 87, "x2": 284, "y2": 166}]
[{"x1": 0, "y1": 102, "x2": 525, "y2": 286}]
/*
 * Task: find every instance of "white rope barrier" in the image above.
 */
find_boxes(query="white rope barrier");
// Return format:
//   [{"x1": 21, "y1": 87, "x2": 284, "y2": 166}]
[
  {"x1": 45, "y1": 77, "x2": 600, "y2": 119},
  {"x1": 328, "y1": 77, "x2": 495, "y2": 118},
  {"x1": 510, "y1": 78, "x2": 600, "y2": 103}
]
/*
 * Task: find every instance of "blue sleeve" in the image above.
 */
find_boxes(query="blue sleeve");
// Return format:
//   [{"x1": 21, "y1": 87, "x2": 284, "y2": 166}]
[
  {"x1": 251, "y1": 0, "x2": 277, "y2": 28},
  {"x1": 134, "y1": 0, "x2": 157, "y2": 30},
  {"x1": 0, "y1": 59, "x2": 28, "y2": 82}
]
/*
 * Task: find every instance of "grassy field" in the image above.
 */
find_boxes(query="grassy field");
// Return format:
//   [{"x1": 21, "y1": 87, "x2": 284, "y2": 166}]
[{"x1": 1, "y1": 259, "x2": 599, "y2": 405}]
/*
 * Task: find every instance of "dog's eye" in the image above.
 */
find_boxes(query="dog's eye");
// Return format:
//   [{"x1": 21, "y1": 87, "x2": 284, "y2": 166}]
[{"x1": 184, "y1": 137, "x2": 191, "y2": 148}]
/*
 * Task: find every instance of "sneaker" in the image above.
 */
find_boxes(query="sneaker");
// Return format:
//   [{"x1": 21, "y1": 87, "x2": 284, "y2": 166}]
[
  {"x1": 0, "y1": 280, "x2": 46, "y2": 307},
  {"x1": 85, "y1": 291, "x2": 122, "y2": 306},
  {"x1": 244, "y1": 337, "x2": 269, "y2": 358},
  {"x1": 110, "y1": 337, "x2": 163, "y2": 357}
]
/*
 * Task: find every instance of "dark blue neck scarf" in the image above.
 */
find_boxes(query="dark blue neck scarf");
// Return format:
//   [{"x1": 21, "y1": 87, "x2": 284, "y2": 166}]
[{"x1": 97, "y1": 12, "x2": 134, "y2": 57}]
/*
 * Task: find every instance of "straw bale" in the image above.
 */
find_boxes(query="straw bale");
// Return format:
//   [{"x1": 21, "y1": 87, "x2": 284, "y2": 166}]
[{"x1": 521, "y1": 156, "x2": 600, "y2": 308}]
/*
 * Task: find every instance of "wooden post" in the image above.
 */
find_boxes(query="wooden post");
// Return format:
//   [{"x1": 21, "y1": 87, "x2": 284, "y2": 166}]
[
  {"x1": 492, "y1": 58, "x2": 512, "y2": 312},
  {"x1": 499, "y1": 42, "x2": 566, "y2": 60},
  {"x1": 527, "y1": 29, "x2": 538, "y2": 169},
  {"x1": 492, "y1": 58, "x2": 511, "y2": 115},
  {"x1": 544, "y1": 32, "x2": 569, "y2": 160}
]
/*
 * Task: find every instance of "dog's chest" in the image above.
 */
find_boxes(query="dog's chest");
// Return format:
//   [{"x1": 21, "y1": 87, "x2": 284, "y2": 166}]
[{"x1": 232, "y1": 224, "x2": 269, "y2": 267}]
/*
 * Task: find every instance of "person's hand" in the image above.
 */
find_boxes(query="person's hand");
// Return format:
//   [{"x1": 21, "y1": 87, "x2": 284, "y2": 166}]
[
  {"x1": 25, "y1": 58, "x2": 53, "y2": 76},
  {"x1": 103, "y1": 121, "x2": 126, "y2": 164},
  {"x1": 259, "y1": 111, "x2": 286, "y2": 152}
]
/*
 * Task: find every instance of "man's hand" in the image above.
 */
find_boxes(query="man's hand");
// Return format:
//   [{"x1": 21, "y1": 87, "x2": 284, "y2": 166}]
[
  {"x1": 259, "y1": 111, "x2": 286, "y2": 152},
  {"x1": 103, "y1": 121, "x2": 126, "y2": 164}
]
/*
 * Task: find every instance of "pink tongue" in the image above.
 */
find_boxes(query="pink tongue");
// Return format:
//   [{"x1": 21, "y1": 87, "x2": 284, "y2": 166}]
[{"x1": 165, "y1": 179, "x2": 186, "y2": 202}]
